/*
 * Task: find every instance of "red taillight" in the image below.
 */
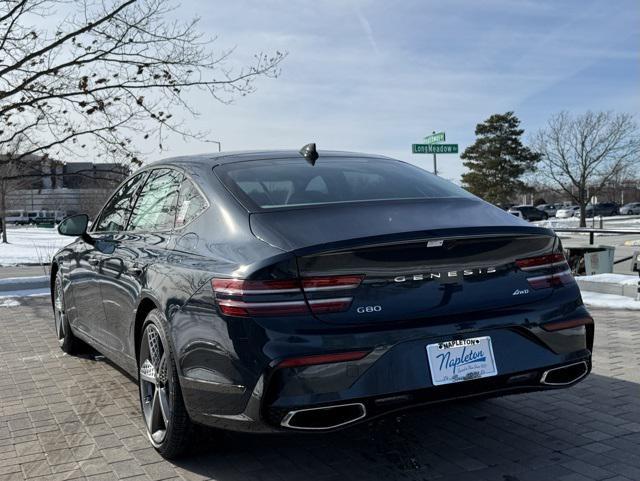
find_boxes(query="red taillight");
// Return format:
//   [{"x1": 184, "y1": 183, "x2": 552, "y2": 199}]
[
  {"x1": 308, "y1": 297, "x2": 354, "y2": 314},
  {"x1": 515, "y1": 252, "x2": 574, "y2": 290},
  {"x1": 217, "y1": 299, "x2": 309, "y2": 317},
  {"x1": 542, "y1": 317, "x2": 593, "y2": 331},
  {"x1": 211, "y1": 275, "x2": 363, "y2": 317},
  {"x1": 277, "y1": 350, "x2": 370, "y2": 368},
  {"x1": 516, "y1": 253, "x2": 566, "y2": 270},
  {"x1": 302, "y1": 275, "x2": 363, "y2": 291},
  {"x1": 211, "y1": 278, "x2": 301, "y2": 295},
  {"x1": 526, "y1": 269, "x2": 574, "y2": 290}
]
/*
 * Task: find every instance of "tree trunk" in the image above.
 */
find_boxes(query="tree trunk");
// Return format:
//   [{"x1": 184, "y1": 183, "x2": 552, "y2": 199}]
[
  {"x1": 0, "y1": 190, "x2": 7, "y2": 243},
  {"x1": 579, "y1": 203, "x2": 587, "y2": 228}
]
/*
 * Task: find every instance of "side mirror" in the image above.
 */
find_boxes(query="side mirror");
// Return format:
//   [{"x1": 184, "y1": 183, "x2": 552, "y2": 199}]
[{"x1": 58, "y1": 214, "x2": 90, "y2": 237}]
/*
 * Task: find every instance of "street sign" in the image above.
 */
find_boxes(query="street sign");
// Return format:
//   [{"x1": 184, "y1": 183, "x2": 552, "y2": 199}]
[
  {"x1": 424, "y1": 132, "x2": 446, "y2": 144},
  {"x1": 412, "y1": 143, "x2": 458, "y2": 154}
]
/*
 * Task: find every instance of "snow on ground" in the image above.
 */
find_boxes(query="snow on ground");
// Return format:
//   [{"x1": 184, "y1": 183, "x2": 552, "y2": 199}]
[
  {"x1": 0, "y1": 299, "x2": 20, "y2": 307},
  {"x1": 581, "y1": 291, "x2": 640, "y2": 310},
  {"x1": 578, "y1": 273, "x2": 639, "y2": 285},
  {"x1": 533, "y1": 215, "x2": 640, "y2": 230},
  {"x1": 0, "y1": 227, "x2": 72, "y2": 266},
  {"x1": 0, "y1": 287, "x2": 50, "y2": 308},
  {"x1": 0, "y1": 286, "x2": 49, "y2": 307}
]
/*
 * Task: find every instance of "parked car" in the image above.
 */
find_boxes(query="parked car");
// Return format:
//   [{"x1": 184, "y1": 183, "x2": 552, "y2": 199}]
[
  {"x1": 23, "y1": 210, "x2": 66, "y2": 225},
  {"x1": 51, "y1": 149, "x2": 593, "y2": 458},
  {"x1": 620, "y1": 202, "x2": 640, "y2": 215},
  {"x1": 508, "y1": 205, "x2": 548, "y2": 221},
  {"x1": 556, "y1": 206, "x2": 580, "y2": 218},
  {"x1": 582, "y1": 203, "x2": 619, "y2": 217},
  {"x1": 4, "y1": 210, "x2": 29, "y2": 225},
  {"x1": 536, "y1": 204, "x2": 557, "y2": 218}
]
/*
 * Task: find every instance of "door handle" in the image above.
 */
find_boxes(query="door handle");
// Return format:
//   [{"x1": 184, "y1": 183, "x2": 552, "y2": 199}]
[{"x1": 127, "y1": 263, "x2": 143, "y2": 276}]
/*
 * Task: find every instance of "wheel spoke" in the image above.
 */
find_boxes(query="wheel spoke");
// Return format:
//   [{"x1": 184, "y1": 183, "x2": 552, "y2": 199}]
[
  {"x1": 139, "y1": 359, "x2": 157, "y2": 384},
  {"x1": 157, "y1": 386, "x2": 170, "y2": 426},
  {"x1": 157, "y1": 353, "x2": 167, "y2": 384},
  {"x1": 139, "y1": 323, "x2": 170, "y2": 445},
  {"x1": 147, "y1": 328, "x2": 162, "y2": 368},
  {"x1": 150, "y1": 389, "x2": 165, "y2": 432},
  {"x1": 57, "y1": 316, "x2": 64, "y2": 338},
  {"x1": 54, "y1": 280, "x2": 65, "y2": 341}
]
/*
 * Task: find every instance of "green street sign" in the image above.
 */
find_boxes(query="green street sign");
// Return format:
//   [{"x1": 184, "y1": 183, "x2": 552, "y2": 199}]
[
  {"x1": 424, "y1": 132, "x2": 446, "y2": 144},
  {"x1": 412, "y1": 143, "x2": 458, "y2": 154}
]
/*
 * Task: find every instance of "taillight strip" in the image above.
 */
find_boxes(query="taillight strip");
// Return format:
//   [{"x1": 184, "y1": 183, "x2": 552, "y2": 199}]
[
  {"x1": 526, "y1": 269, "x2": 572, "y2": 283},
  {"x1": 516, "y1": 253, "x2": 566, "y2": 270},
  {"x1": 303, "y1": 284, "x2": 361, "y2": 292},
  {"x1": 302, "y1": 275, "x2": 364, "y2": 291},
  {"x1": 519, "y1": 260, "x2": 568, "y2": 271},
  {"x1": 216, "y1": 287, "x2": 301, "y2": 295},
  {"x1": 218, "y1": 299, "x2": 308, "y2": 308},
  {"x1": 526, "y1": 269, "x2": 574, "y2": 290}
]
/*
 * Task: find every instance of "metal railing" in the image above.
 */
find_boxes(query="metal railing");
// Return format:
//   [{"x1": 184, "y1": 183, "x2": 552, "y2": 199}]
[{"x1": 551, "y1": 227, "x2": 640, "y2": 245}]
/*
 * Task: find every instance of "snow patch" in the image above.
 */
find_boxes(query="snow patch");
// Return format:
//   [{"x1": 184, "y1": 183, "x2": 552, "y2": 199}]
[
  {"x1": 0, "y1": 299, "x2": 20, "y2": 307},
  {"x1": 0, "y1": 226, "x2": 72, "y2": 266}
]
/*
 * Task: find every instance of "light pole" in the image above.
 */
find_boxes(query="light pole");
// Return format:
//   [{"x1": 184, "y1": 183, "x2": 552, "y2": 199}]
[
  {"x1": 432, "y1": 131, "x2": 437, "y2": 176},
  {"x1": 210, "y1": 140, "x2": 221, "y2": 152}
]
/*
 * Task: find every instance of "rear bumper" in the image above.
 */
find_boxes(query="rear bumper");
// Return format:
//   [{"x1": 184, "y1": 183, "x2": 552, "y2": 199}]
[
  {"x1": 183, "y1": 356, "x2": 592, "y2": 433},
  {"x1": 178, "y1": 305, "x2": 594, "y2": 433}
]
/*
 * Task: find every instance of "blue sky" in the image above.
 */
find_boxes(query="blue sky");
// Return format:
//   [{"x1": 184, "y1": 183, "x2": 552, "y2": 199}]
[{"x1": 160, "y1": 0, "x2": 640, "y2": 182}]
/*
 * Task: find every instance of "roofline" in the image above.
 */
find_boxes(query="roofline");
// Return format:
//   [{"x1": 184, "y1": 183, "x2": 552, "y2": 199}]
[{"x1": 145, "y1": 150, "x2": 396, "y2": 168}]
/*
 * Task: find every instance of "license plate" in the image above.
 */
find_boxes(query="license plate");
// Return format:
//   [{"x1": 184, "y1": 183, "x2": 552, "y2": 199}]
[{"x1": 426, "y1": 336, "x2": 498, "y2": 386}]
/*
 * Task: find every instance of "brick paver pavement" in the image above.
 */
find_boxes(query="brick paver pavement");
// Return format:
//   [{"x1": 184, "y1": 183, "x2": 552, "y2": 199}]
[{"x1": 1, "y1": 298, "x2": 639, "y2": 481}]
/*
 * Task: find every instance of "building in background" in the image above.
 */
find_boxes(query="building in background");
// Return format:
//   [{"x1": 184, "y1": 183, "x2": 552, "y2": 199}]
[{"x1": 5, "y1": 157, "x2": 129, "y2": 218}]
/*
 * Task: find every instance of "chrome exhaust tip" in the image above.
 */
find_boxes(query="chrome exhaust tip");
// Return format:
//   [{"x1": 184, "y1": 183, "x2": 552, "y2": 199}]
[
  {"x1": 540, "y1": 361, "x2": 589, "y2": 386},
  {"x1": 281, "y1": 402, "x2": 366, "y2": 430}
]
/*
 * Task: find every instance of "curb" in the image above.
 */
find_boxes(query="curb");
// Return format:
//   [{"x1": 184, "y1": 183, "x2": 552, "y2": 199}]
[
  {"x1": 0, "y1": 276, "x2": 49, "y2": 293},
  {"x1": 576, "y1": 278, "x2": 638, "y2": 299}
]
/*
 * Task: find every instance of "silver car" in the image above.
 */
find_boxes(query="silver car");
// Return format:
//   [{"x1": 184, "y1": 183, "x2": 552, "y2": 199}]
[{"x1": 620, "y1": 202, "x2": 640, "y2": 215}]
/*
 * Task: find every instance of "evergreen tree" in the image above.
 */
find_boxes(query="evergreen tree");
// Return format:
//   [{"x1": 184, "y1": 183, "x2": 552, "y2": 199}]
[{"x1": 461, "y1": 112, "x2": 540, "y2": 204}]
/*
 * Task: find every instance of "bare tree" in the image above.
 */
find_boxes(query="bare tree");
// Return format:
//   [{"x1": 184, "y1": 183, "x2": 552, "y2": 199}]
[
  {"x1": 533, "y1": 111, "x2": 640, "y2": 227},
  {"x1": 0, "y1": 158, "x2": 32, "y2": 243},
  {"x1": 0, "y1": 0, "x2": 285, "y2": 166}
]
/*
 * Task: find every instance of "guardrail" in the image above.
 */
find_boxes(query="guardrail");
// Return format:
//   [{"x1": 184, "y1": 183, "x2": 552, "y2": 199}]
[{"x1": 551, "y1": 228, "x2": 640, "y2": 245}]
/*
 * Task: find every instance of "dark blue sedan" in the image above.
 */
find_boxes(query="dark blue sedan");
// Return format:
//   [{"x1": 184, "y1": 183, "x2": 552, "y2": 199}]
[{"x1": 51, "y1": 147, "x2": 593, "y2": 458}]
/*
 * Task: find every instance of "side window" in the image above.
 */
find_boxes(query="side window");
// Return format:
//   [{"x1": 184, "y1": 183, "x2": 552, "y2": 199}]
[
  {"x1": 128, "y1": 169, "x2": 182, "y2": 232},
  {"x1": 175, "y1": 179, "x2": 208, "y2": 228},
  {"x1": 93, "y1": 173, "x2": 147, "y2": 233}
]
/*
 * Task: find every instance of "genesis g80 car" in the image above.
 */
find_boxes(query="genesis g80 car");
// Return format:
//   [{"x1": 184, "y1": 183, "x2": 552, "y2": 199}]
[{"x1": 51, "y1": 146, "x2": 593, "y2": 458}]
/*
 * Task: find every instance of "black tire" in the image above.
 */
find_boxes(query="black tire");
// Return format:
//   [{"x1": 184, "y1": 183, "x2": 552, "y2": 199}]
[
  {"x1": 53, "y1": 272, "x2": 80, "y2": 354},
  {"x1": 138, "y1": 309, "x2": 193, "y2": 459}
]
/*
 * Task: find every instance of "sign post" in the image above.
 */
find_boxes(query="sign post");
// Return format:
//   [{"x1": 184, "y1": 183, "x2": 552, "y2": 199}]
[{"x1": 412, "y1": 131, "x2": 457, "y2": 176}]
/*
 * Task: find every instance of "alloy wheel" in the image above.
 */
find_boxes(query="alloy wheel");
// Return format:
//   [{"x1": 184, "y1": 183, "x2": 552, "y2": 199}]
[
  {"x1": 54, "y1": 277, "x2": 66, "y2": 346},
  {"x1": 139, "y1": 324, "x2": 171, "y2": 445}
]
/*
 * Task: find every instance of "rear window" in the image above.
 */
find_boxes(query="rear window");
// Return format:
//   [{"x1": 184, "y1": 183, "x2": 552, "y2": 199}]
[{"x1": 215, "y1": 157, "x2": 473, "y2": 210}]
